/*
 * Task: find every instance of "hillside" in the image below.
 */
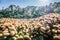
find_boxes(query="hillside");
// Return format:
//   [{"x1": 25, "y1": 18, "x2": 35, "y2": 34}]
[{"x1": 0, "y1": 2, "x2": 60, "y2": 18}]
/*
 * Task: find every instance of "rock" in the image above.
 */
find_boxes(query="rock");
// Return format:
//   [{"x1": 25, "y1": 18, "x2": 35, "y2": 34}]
[
  {"x1": 0, "y1": 13, "x2": 60, "y2": 40},
  {"x1": 3, "y1": 33, "x2": 10, "y2": 36},
  {"x1": 9, "y1": 30, "x2": 15, "y2": 36},
  {"x1": 0, "y1": 33, "x2": 3, "y2": 36}
]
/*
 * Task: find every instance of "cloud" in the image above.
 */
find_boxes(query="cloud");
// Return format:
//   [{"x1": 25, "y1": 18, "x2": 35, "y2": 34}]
[{"x1": 39, "y1": 0, "x2": 50, "y2": 6}]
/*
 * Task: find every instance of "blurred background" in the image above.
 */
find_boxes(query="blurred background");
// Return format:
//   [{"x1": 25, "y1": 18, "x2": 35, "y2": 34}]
[{"x1": 0, "y1": 0, "x2": 60, "y2": 18}]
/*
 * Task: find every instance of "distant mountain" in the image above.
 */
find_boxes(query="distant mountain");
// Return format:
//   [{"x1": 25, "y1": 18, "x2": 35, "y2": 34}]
[{"x1": 0, "y1": 2, "x2": 60, "y2": 18}]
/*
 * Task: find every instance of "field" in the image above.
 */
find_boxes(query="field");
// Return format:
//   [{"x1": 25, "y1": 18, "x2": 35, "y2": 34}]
[{"x1": 0, "y1": 13, "x2": 60, "y2": 40}]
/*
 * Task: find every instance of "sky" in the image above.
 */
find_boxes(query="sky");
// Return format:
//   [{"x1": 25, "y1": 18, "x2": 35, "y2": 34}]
[{"x1": 0, "y1": 0, "x2": 60, "y2": 9}]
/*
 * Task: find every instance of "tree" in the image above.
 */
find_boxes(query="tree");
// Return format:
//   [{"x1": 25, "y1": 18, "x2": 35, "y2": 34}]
[{"x1": 54, "y1": 7, "x2": 60, "y2": 13}]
